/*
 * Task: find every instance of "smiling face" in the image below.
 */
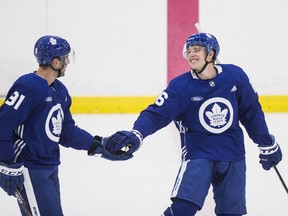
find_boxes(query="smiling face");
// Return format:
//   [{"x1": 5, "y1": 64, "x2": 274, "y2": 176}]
[
  {"x1": 186, "y1": 46, "x2": 206, "y2": 70},
  {"x1": 186, "y1": 45, "x2": 215, "y2": 72}
]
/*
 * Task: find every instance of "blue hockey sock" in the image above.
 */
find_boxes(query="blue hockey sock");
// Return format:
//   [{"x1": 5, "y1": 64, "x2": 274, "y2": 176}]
[{"x1": 163, "y1": 198, "x2": 199, "y2": 216}]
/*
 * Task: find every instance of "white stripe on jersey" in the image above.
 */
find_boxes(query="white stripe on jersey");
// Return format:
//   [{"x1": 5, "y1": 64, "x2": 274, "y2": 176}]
[
  {"x1": 14, "y1": 139, "x2": 26, "y2": 163},
  {"x1": 15, "y1": 124, "x2": 24, "y2": 138},
  {"x1": 181, "y1": 146, "x2": 187, "y2": 161},
  {"x1": 14, "y1": 124, "x2": 26, "y2": 163}
]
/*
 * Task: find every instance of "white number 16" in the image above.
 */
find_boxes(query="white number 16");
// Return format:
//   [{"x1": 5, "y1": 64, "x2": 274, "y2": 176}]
[{"x1": 155, "y1": 91, "x2": 168, "y2": 106}]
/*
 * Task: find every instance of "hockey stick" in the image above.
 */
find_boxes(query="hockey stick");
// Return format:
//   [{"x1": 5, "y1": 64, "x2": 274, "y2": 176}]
[
  {"x1": 273, "y1": 165, "x2": 288, "y2": 195},
  {"x1": 15, "y1": 188, "x2": 32, "y2": 216},
  {"x1": 194, "y1": 22, "x2": 202, "y2": 33}
]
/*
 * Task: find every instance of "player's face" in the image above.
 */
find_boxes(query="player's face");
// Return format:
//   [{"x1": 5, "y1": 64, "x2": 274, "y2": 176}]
[
  {"x1": 59, "y1": 56, "x2": 70, "y2": 77},
  {"x1": 59, "y1": 50, "x2": 75, "y2": 77},
  {"x1": 51, "y1": 57, "x2": 69, "y2": 78},
  {"x1": 186, "y1": 46, "x2": 206, "y2": 70}
]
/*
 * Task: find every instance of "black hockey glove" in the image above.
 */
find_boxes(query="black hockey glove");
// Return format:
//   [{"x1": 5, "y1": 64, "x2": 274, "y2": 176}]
[
  {"x1": 0, "y1": 162, "x2": 24, "y2": 196},
  {"x1": 258, "y1": 134, "x2": 282, "y2": 170},
  {"x1": 105, "y1": 130, "x2": 143, "y2": 155},
  {"x1": 88, "y1": 136, "x2": 133, "y2": 161}
]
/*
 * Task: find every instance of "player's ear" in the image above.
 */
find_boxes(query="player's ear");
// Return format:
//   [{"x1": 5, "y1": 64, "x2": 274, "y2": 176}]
[
  {"x1": 209, "y1": 50, "x2": 214, "y2": 57},
  {"x1": 51, "y1": 57, "x2": 61, "y2": 68},
  {"x1": 207, "y1": 50, "x2": 215, "y2": 61}
]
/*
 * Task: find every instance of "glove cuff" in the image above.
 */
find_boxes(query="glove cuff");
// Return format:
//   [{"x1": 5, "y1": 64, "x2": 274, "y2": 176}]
[
  {"x1": 0, "y1": 163, "x2": 24, "y2": 176},
  {"x1": 131, "y1": 129, "x2": 143, "y2": 139},
  {"x1": 131, "y1": 130, "x2": 143, "y2": 147},
  {"x1": 258, "y1": 134, "x2": 279, "y2": 155},
  {"x1": 88, "y1": 136, "x2": 102, "y2": 156}
]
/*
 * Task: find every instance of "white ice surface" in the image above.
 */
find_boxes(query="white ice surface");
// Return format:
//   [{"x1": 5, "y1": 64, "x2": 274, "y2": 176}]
[{"x1": 0, "y1": 113, "x2": 288, "y2": 216}]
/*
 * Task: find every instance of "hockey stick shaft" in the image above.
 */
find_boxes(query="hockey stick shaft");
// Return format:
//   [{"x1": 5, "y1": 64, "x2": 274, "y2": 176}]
[
  {"x1": 194, "y1": 22, "x2": 202, "y2": 33},
  {"x1": 15, "y1": 189, "x2": 32, "y2": 216},
  {"x1": 273, "y1": 165, "x2": 288, "y2": 194}
]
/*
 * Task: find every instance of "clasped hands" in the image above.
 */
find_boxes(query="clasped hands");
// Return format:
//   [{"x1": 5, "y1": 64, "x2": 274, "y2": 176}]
[{"x1": 89, "y1": 130, "x2": 143, "y2": 161}]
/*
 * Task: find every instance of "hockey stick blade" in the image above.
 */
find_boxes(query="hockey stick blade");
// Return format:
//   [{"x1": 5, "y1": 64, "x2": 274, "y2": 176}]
[
  {"x1": 273, "y1": 165, "x2": 288, "y2": 195},
  {"x1": 15, "y1": 189, "x2": 32, "y2": 216}
]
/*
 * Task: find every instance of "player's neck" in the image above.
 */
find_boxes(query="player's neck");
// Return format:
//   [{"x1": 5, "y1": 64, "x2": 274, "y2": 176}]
[
  {"x1": 197, "y1": 64, "x2": 217, "y2": 80},
  {"x1": 36, "y1": 67, "x2": 57, "y2": 85}
]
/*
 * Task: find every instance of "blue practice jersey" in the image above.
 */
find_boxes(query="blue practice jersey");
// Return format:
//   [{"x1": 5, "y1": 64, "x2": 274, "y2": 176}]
[
  {"x1": 133, "y1": 64, "x2": 271, "y2": 161},
  {"x1": 0, "y1": 72, "x2": 94, "y2": 169}
]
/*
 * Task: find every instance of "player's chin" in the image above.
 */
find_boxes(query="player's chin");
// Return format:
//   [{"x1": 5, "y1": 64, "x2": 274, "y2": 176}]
[
  {"x1": 188, "y1": 62, "x2": 198, "y2": 70},
  {"x1": 190, "y1": 65, "x2": 199, "y2": 71},
  {"x1": 60, "y1": 70, "x2": 66, "y2": 77}
]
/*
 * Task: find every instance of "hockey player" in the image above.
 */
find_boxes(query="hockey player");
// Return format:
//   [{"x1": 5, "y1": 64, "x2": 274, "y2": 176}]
[
  {"x1": 103, "y1": 33, "x2": 283, "y2": 216},
  {"x1": 0, "y1": 35, "x2": 130, "y2": 216}
]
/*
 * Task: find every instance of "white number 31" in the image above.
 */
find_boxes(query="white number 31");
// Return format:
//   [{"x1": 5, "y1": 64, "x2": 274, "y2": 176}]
[{"x1": 5, "y1": 91, "x2": 25, "y2": 110}]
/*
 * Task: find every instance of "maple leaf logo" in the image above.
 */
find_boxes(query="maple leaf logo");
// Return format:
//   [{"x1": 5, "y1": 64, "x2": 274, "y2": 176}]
[
  {"x1": 205, "y1": 103, "x2": 228, "y2": 127},
  {"x1": 49, "y1": 37, "x2": 57, "y2": 45},
  {"x1": 51, "y1": 110, "x2": 63, "y2": 135}
]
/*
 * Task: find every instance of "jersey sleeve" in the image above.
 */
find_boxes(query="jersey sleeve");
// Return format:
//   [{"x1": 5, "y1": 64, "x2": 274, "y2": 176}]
[
  {"x1": 59, "y1": 95, "x2": 94, "y2": 151},
  {"x1": 0, "y1": 83, "x2": 39, "y2": 163},
  {"x1": 133, "y1": 81, "x2": 183, "y2": 138},
  {"x1": 237, "y1": 69, "x2": 271, "y2": 146}
]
